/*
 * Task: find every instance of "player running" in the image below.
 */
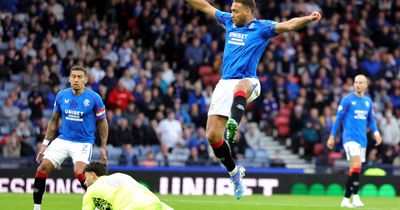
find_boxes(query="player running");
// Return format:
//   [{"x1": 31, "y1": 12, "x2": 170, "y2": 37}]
[{"x1": 185, "y1": 0, "x2": 321, "y2": 199}]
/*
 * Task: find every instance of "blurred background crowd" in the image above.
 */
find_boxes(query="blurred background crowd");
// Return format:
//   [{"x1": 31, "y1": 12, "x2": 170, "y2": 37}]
[{"x1": 0, "y1": 0, "x2": 399, "y2": 174}]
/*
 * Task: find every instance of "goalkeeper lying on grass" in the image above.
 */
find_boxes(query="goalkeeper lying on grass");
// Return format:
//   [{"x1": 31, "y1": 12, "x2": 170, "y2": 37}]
[{"x1": 82, "y1": 162, "x2": 173, "y2": 210}]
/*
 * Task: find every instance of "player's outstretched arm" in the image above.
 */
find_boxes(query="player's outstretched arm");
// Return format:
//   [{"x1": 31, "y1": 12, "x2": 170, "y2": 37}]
[
  {"x1": 97, "y1": 118, "x2": 109, "y2": 166},
  {"x1": 36, "y1": 112, "x2": 60, "y2": 163},
  {"x1": 185, "y1": 0, "x2": 217, "y2": 18},
  {"x1": 275, "y1": 11, "x2": 321, "y2": 34}
]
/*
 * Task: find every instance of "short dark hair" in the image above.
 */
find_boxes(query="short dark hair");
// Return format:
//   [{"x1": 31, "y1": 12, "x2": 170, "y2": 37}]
[
  {"x1": 70, "y1": 65, "x2": 88, "y2": 76},
  {"x1": 234, "y1": 0, "x2": 256, "y2": 11},
  {"x1": 84, "y1": 162, "x2": 108, "y2": 176}
]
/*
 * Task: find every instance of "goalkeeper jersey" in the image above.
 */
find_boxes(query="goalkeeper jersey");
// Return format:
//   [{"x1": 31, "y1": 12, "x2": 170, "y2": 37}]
[{"x1": 82, "y1": 173, "x2": 173, "y2": 210}]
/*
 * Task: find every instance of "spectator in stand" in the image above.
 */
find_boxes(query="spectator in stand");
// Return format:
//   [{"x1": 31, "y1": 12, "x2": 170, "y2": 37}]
[
  {"x1": 2, "y1": 130, "x2": 20, "y2": 158},
  {"x1": 119, "y1": 68, "x2": 136, "y2": 92},
  {"x1": 140, "y1": 151, "x2": 158, "y2": 167},
  {"x1": 0, "y1": 54, "x2": 12, "y2": 82},
  {"x1": 107, "y1": 80, "x2": 135, "y2": 111},
  {"x1": 20, "y1": 134, "x2": 36, "y2": 157},
  {"x1": 119, "y1": 144, "x2": 137, "y2": 166},
  {"x1": 156, "y1": 110, "x2": 182, "y2": 157},
  {"x1": 147, "y1": 119, "x2": 161, "y2": 153},
  {"x1": 89, "y1": 61, "x2": 105, "y2": 83},
  {"x1": 258, "y1": 91, "x2": 279, "y2": 127},
  {"x1": 138, "y1": 89, "x2": 158, "y2": 119},
  {"x1": 46, "y1": 86, "x2": 60, "y2": 110},
  {"x1": 290, "y1": 105, "x2": 306, "y2": 154},
  {"x1": 187, "y1": 127, "x2": 209, "y2": 165},
  {"x1": 188, "y1": 83, "x2": 207, "y2": 115},
  {"x1": 28, "y1": 86, "x2": 44, "y2": 122},
  {"x1": 100, "y1": 65, "x2": 118, "y2": 95},
  {"x1": 301, "y1": 120, "x2": 320, "y2": 160},
  {"x1": 229, "y1": 131, "x2": 247, "y2": 161},
  {"x1": 1, "y1": 97, "x2": 20, "y2": 125},
  {"x1": 380, "y1": 110, "x2": 400, "y2": 147},
  {"x1": 131, "y1": 113, "x2": 150, "y2": 149},
  {"x1": 244, "y1": 122, "x2": 263, "y2": 152},
  {"x1": 116, "y1": 118, "x2": 133, "y2": 146}
]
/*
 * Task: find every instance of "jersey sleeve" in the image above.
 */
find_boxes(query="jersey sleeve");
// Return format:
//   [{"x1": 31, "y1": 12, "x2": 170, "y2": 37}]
[
  {"x1": 259, "y1": 20, "x2": 278, "y2": 38},
  {"x1": 93, "y1": 93, "x2": 106, "y2": 120},
  {"x1": 330, "y1": 97, "x2": 348, "y2": 137},
  {"x1": 82, "y1": 190, "x2": 96, "y2": 210},
  {"x1": 215, "y1": 10, "x2": 231, "y2": 26},
  {"x1": 53, "y1": 91, "x2": 62, "y2": 113},
  {"x1": 367, "y1": 99, "x2": 379, "y2": 135}
]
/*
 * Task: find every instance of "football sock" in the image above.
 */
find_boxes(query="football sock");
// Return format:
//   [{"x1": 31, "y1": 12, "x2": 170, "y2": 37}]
[
  {"x1": 344, "y1": 175, "x2": 353, "y2": 198},
  {"x1": 211, "y1": 140, "x2": 236, "y2": 172},
  {"x1": 231, "y1": 90, "x2": 247, "y2": 123},
  {"x1": 351, "y1": 168, "x2": 361, "y2": 195},
  {"x1": 33, "y1": 171, "x2": 48, "y2": 204},
  {"x1": 75, "y1": 173, "x2": 87, "y2": 190},
  {"x1": 33, "y1": 204, "x2": 41, "y2": 210},
  {"x1": 228, "y1": 166, "x2": 238, "y2": 176}
]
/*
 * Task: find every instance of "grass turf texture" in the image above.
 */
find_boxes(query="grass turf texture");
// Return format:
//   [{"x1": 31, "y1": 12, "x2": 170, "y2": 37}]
[{"x1": 1, "y1": 193, "x2": 399, "y2": 210}]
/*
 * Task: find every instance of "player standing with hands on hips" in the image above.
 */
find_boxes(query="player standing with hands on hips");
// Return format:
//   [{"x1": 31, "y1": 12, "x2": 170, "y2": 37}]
[
  {"x1": 185, "y1": 0, "x2": 321, "y2": 199},
  {"x1": 327, "y1": 74, "x2": 382, "y2": 208},
  {"x1": 33, "y1": 66, "x2": 109, "y2": 210}
]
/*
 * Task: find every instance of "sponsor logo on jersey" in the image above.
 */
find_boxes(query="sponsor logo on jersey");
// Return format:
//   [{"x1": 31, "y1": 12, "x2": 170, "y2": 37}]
[
  {"x1": 354, "y1": 110, "x2": 367, "y2": 120},
  {"x1": 227, "y1": 32, "x2": 248, "y2": 46},
  {"x1": 65, "y1": 109, "x2": 84, "y2": 122}
]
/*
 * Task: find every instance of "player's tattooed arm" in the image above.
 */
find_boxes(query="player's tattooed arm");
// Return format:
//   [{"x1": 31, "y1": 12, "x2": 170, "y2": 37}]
[
  {"x1": 37, "y1": 112, "x2": 60, "y2": 162},
  {"x1": 44, "y1": 112, "x2": 61, "y2": 141},
  {"x1": 97, "y1": 118, "x2": 109, "y2": 165}
]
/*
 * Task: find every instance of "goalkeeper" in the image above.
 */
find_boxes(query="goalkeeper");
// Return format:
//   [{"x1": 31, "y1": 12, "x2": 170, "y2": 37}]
[{"x1": 82, "y1": 162, "x2": 173, "y2": 210}]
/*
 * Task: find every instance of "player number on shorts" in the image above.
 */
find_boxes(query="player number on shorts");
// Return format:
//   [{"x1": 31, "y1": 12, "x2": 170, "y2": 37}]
[{"x1": 82, "y1": 145, "x2": 88, "y2": 154}]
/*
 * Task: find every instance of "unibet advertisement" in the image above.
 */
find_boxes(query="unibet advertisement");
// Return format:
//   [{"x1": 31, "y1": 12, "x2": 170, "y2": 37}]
[{"x1": 0, "y1": 169, "x2": 398, "y2": 196}]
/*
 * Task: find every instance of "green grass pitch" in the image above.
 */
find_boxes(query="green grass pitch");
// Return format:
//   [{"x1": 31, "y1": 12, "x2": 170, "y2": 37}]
[{"x1": 1, "y1": 193, "x2": 399, "y2": 210}]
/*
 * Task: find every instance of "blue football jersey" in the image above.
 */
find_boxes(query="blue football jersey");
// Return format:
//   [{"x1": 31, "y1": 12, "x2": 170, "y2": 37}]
[
  {"x1": 215, "y1": 10, "x2": 277, "y2": 79},
  {"x1": 330, "y1": 92, "x2": 379, "y2": 148},
  {"x1": 53, "y1": 88, "x2": 106, "y2": 144}
]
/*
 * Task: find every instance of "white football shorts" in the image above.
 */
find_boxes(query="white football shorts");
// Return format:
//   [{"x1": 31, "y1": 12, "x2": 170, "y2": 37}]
[
  {"x1": 343, "y1": 141, "x2": 366, "y2": 163},
  {"x1": 43, "y1": 138, "x2": 93, "y2": 168},
  {"x1": 208, "y1": 78, "x2": 261, "y2": 117}
]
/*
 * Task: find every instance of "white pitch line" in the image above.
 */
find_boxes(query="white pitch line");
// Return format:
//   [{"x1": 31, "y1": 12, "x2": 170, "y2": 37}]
[{"x1": 162, "y1": 199, "x2": 391, "y2": 210}]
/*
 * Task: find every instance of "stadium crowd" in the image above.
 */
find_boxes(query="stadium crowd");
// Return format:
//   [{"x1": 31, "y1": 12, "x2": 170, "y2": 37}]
[{"x1": 0, "y1": 0, "x2": 399, "y2": 172}]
